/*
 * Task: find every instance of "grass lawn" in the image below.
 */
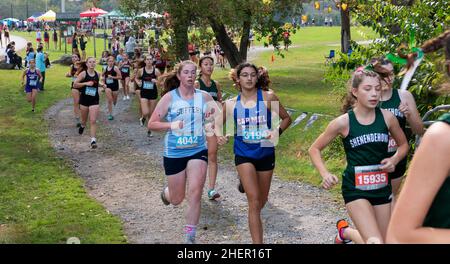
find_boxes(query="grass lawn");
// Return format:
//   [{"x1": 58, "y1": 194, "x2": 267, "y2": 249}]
[{"x1": 0, "y1": 62, "x2": 126, "y2": 243}]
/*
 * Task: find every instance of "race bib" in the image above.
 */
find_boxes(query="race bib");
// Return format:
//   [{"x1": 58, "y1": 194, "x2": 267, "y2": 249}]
[
  {"x1": 354, "y1": 165, "x2": 388, "y2": 191},
  {"x1": 243, "y1": 127, "x2": 269, "y2": 144},
  {"x1": 85, "y1": 86, "x2": 97, "y2": 96},
  {"x1": 121, "y1": 67, "x2": 129, "y2": 73},
  {"x1": 106, "y1": 78, "x2": 114, "y2": 84},
  {"x1": 102, "y1": 65, "x2": 107, "y2": 71},
  {"x1": 176, "y1": 136, "x2": 198, "y2": 149},
  {"x1": 143, "y1": 81, "x2": 154, "y2": 90},
  {"x1": 29, "y1": 80, "x2": 38, "y2": 87},
  {"x1": 387, "y1": 134, "x2": 398, "y2": 153}
]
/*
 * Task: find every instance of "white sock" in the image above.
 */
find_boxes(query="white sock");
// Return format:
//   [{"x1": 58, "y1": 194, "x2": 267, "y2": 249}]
[{"x1": 91, "y1": 137, "x2": 96, "y2": 143}]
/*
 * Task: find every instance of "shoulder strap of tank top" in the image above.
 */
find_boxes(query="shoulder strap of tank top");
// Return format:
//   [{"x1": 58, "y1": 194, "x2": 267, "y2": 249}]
[{"x1": 438, "y1": 113, "x2": 450, "y2": 125}]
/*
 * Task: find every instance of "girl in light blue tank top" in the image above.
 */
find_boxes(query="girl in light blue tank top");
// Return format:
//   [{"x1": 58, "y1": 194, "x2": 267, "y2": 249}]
[
  {"x1": 148, "y1": 60, "x2": 219, "y2": 244},
  {"x1": 164, "y1": 89, "x2": 207, "y2": 158}
]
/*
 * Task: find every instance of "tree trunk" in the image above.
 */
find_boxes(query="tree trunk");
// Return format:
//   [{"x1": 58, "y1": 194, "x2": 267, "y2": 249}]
[
  {"x1": 238, "y1": 11, "x2": 252, "y2": 62},
  {"x1": 172, "y1": 21, "x2": 189, "y2": 61},
  {"x1": 340, "y1": 7, "x2": 351, "y2": 53},
  {"x1": 208, "y1": 16, "x2": 243, "y2": 68}
]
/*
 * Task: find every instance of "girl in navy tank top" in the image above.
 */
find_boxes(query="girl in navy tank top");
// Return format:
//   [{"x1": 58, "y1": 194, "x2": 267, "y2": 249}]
[{"x1": 21, "y1": 59, "x2": 42, "y2": 112}]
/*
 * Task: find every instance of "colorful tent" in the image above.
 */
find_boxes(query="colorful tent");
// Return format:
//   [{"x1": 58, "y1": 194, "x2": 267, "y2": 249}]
[
  {"x1": 37, "y1": 10, "x2": 56, "y2": 22},
  {"x1": 80, "y1": 7, "x2": 108, "y2": 18},
  {"x1": 27, "y1": 13, "x2": 43, "y2": 22},
  {"x1": 136, "y1": 12, "x2": 163, "y2": 19},
  {"x1": 99, "y1": 10, "x2": 129, "y2": 19}
]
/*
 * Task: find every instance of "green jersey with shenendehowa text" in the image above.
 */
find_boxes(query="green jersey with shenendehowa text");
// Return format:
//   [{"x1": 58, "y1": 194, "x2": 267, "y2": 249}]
[
  {"x1": 423, "y1": 113, "x2": 450, "y2": 228},
  {"x1": 341, "y1": 108, "x2": 392, "y2": 200}
]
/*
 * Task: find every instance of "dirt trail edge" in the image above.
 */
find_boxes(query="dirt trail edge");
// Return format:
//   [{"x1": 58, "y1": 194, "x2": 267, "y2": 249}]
[{"x1": 46, "y1": 94, "x2": 346, "y2": 244}]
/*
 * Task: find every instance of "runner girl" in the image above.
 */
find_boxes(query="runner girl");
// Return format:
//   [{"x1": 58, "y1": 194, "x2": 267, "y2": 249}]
[
  {"x1": 130, "y1": 59, "x2": 144, "y2": 125},
  {"x1": 73, "y1": 57, "x2": 101, "y2": 149},
  {"x1": 194, "y1": 56, "x2": 223, "y2": 200},
  {"x1": 372, "y1": 57, "x2": 424, "y2": 206},
  {"x1": 21, "y1": 59, "x2": 42, "y2": 112},
  {"x1": 148, "y1": 60, "x2": 218, "y2": 244},
  {"x1": 218, "y1": 62, "x2": 292, "y2": 243},
  {"x1": 135, "y1": 55, "x2": 161, "y2": 136},
  {"x1": 65, "y1": 53, "x2": 81, "y2": 127},
  {"x1": 308, "y1": 66, "x2": 409, "y2": 244},
  {"x1": 386, "y1": 29, "x2": 450, "y2": 243},
  {"x1": 101, "y1": 56, "x2": 122, "y2": 120},
  {"x1": 119, "y1": 53, "x2": 131, "y2": 100}
]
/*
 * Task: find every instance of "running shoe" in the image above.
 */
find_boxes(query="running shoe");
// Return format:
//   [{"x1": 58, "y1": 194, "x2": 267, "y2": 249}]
[
  {"x1": 237, "y1": 180, "x2": 245, "y2": 193},
  {"x1": 76, "y1": 122, "x2": 81, "y2": 128},
  {"x1": 31, "y1": 108, "x2": 35, "y2": 112},
  {"x1": 147, "y1": 130, "x2": 152, "y2": 137},
  {"x1": 139, "y1": 117, "x2": 146, "y2": 126},
  {"x1": 108, "y1": 115, "x2": 114, "y2": 120},
  {"x1": 78, "y1": 126, "x2": 85, "y2": 135},
  {"x1": 185, "y1": 234, "x2": 195, "y2": 244},
  {"x1": 90, "y1": 140, "x2": 97, "y2": 149},
  {"x1": 161, "y1": 188, "x2": 170, "y2": 206},
  {"x1": 122, "y1": 96, "x2": 127, "y2": 101},
  {"x1": 207, "y1": 189, "x2": 220, "y2": 200},
  {"x1": 334, "y1": 219, "x2": 351, "y2": 244}
]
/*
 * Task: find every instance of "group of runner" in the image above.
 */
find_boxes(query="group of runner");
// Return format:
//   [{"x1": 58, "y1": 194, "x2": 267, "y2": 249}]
[{"x1": 19, "y1": 29, "x2": 450, "y2": 244}]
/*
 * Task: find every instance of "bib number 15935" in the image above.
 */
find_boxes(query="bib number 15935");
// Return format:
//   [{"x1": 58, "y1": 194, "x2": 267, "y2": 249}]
[{"x1": 354, "y1": 165, "x2": 388, "y2": 191}]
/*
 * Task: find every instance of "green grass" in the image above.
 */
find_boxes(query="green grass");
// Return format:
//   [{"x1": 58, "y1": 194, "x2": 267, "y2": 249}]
[{"x1": 0, "y1": 64, "x2": 126, "y2": 243}]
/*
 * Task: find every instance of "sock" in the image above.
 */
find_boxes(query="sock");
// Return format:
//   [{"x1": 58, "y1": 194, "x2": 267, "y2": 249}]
[
  {"x1": 91, "y1": 137, "x2": 96, "y2": 143},
  {"x1": 339, "y1": 226, "x2": 347, "y2": 241},
  {"x1": 184, "y1": 225, "x2": 197, "y2": 240}
]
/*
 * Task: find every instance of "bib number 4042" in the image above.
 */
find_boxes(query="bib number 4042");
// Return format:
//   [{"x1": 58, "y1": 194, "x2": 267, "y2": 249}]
[{"x1": 176, "y1": 136, "x2": 198, "y2": 149}]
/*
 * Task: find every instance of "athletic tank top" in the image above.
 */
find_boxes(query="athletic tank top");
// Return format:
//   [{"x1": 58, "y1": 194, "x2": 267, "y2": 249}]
[
  {"x1": 104, "y1": 66, "x2": 118, "y2": 88},
  {"x1": 380, "y1": 89, "x2": 406, "y2": 153},
  {"x1": 164, "y1": 89, "x2": 207, "y2": 158},
  {"x1": 140, "y1": 67, "x2": 157, "y2": 90},
  {"x1": 26, "y1": 69, "x2": 39, "y2": 89},
  {"x1": 81, "y1": 70, "x2": 99, "y2": 97},
  {"x1": 233, "y1": 89, "x2": 274, "y2": 159},
  {"x1": 423, "y1": 113, "x2": 450, "y2": 228},
  {"x1": 342, "y1": 108, "x2": 391, "y2": 198},
  {"x1": 120, "y1": 61, "x2": 130, "y2": 74},
  {"x1": 198, "y1": 78, "x2": 219, "y2": 101}
]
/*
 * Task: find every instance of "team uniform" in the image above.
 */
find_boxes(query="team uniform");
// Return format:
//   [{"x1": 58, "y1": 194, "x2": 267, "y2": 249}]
[
  {"x1": 140, "y1": 67, "x2": 158, "y2": 100},
  {"x1": 24, "y1": 69, "x2": 41, "y2": 93},
  {"x1": 198, "y1": 79, "x2": 219, "y2": 101},
  {"x1": 379, "y1": 89, "x2": 407, "y2": 179},
  {"x1": 163, "y1": 89, "x2": 208, "y2": 176},
  {"x1": 120, "y1": 61, "x2": 131, "y2": 80},
  {"x1": 233, "y1": 89, "x2": 275, "y2": 171},
  {"x1": 104, "y1": 66, "x2": 119, "y2": 92},
  {"x1": 79, "y1": 71, "x2": 100, "y2": 107},
  {"x1": 341, "y1": 108, "x2": 392, "y2": 205},
  {"x1": 423, "y1": 113, "x2": 450, "y2": 228}
]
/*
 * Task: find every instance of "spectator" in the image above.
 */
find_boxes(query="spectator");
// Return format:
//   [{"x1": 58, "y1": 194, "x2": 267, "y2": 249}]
[
  {"x1": 125, "y1": 35, "x2": 136, "y2": 59},
  {"x1": 44, "y1": 52, "x2": 51, "y2": 68},
  {"x1": 26, "y1": 47, "x2": 36, "y2": 68},
  {"x1": 7, "y1": 45, "x2": 23, "y2": 69},
  {"x1": 112, "y1": 37, "x2": 120, "y2": 57},
  {"x1": 35, "y1": 47, "x2": 46, "y2": 91},
  {"x1": 44, "y1": 29, "x2": 50, "y2": 50},
  {"x1": 53, "y1": 29, "x2": 58, "y2": 50},
  {"x1": 80, "y1": 34, "x2": 88, "y2": 61},
  {"x1": 72, "y1": 32, "x2": 79, "y2": 54},
  {"x1": 36, "y1": 28, "x2": 42, "y2": 46}
]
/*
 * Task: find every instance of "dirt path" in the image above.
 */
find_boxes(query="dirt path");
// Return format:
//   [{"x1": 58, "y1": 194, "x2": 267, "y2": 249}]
[
  {"x1": 46, "y1": 91, "x2": 347, "y2": 244},
  {"x1": 0, "y1": 35, "x2": 28, "y2": 56}
]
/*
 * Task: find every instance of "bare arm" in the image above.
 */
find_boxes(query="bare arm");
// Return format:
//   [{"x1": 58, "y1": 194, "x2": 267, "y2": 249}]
[
  {"x1": 266, "y1": 91, "x2": 292, "y2": 133},
  {"x1": 65, "y1": 66, "x2": 73, "y2": 77},
  {"x1": 308, "y1": 115, "x2": 348, "y2": 189},
  {"x1": 21, "y1": 70, "x2": 26, "y2": 85},
  {"x1": 380, "y1": 109, "x2": 409, "y2": 171},
  {"x1": 148, "y1": 93, "x2": 173, "y2": 131},
  {"x1": 387, "y1": 122, "x2": 450, "y2": 243},
  {"x1": 215, "y1": 80, "x2": 223, "y2": 103},
  {"x1": 73, "y1": 71, "x2": 91, "y2": 89},
  {"x1": 399, "y1": 90, "x2": 424, "y2": 136},
  {"x1": 135, "y1": 69, "x2": 143, "y2": 87}
]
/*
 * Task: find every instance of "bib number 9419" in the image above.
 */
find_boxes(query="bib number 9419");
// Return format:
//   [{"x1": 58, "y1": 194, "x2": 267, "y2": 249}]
[{"x1": 354, "y1": 165, "x2": 388, "y2": 191}]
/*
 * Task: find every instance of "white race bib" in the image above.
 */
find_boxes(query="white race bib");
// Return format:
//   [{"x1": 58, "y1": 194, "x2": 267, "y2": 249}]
[
  {"x1": 85, "y1": 86, "x2": 97, "y2": 96},
  {"x1": 354, "y1": 165, "x2": 388, "y2": 191},
  {"x1": 143, "y1": 81, "x2": 154, "y2": 90}
]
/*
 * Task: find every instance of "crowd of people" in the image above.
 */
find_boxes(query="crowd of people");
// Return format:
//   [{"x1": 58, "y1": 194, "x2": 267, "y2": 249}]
[{"x1": 10, "y1": 20, "x2": 450, "y2": 244}]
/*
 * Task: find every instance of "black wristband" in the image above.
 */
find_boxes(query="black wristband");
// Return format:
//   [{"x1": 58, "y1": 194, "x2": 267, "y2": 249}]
[{"x1": 279, "y1": 127, "x2": 283, "y2": 136}]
